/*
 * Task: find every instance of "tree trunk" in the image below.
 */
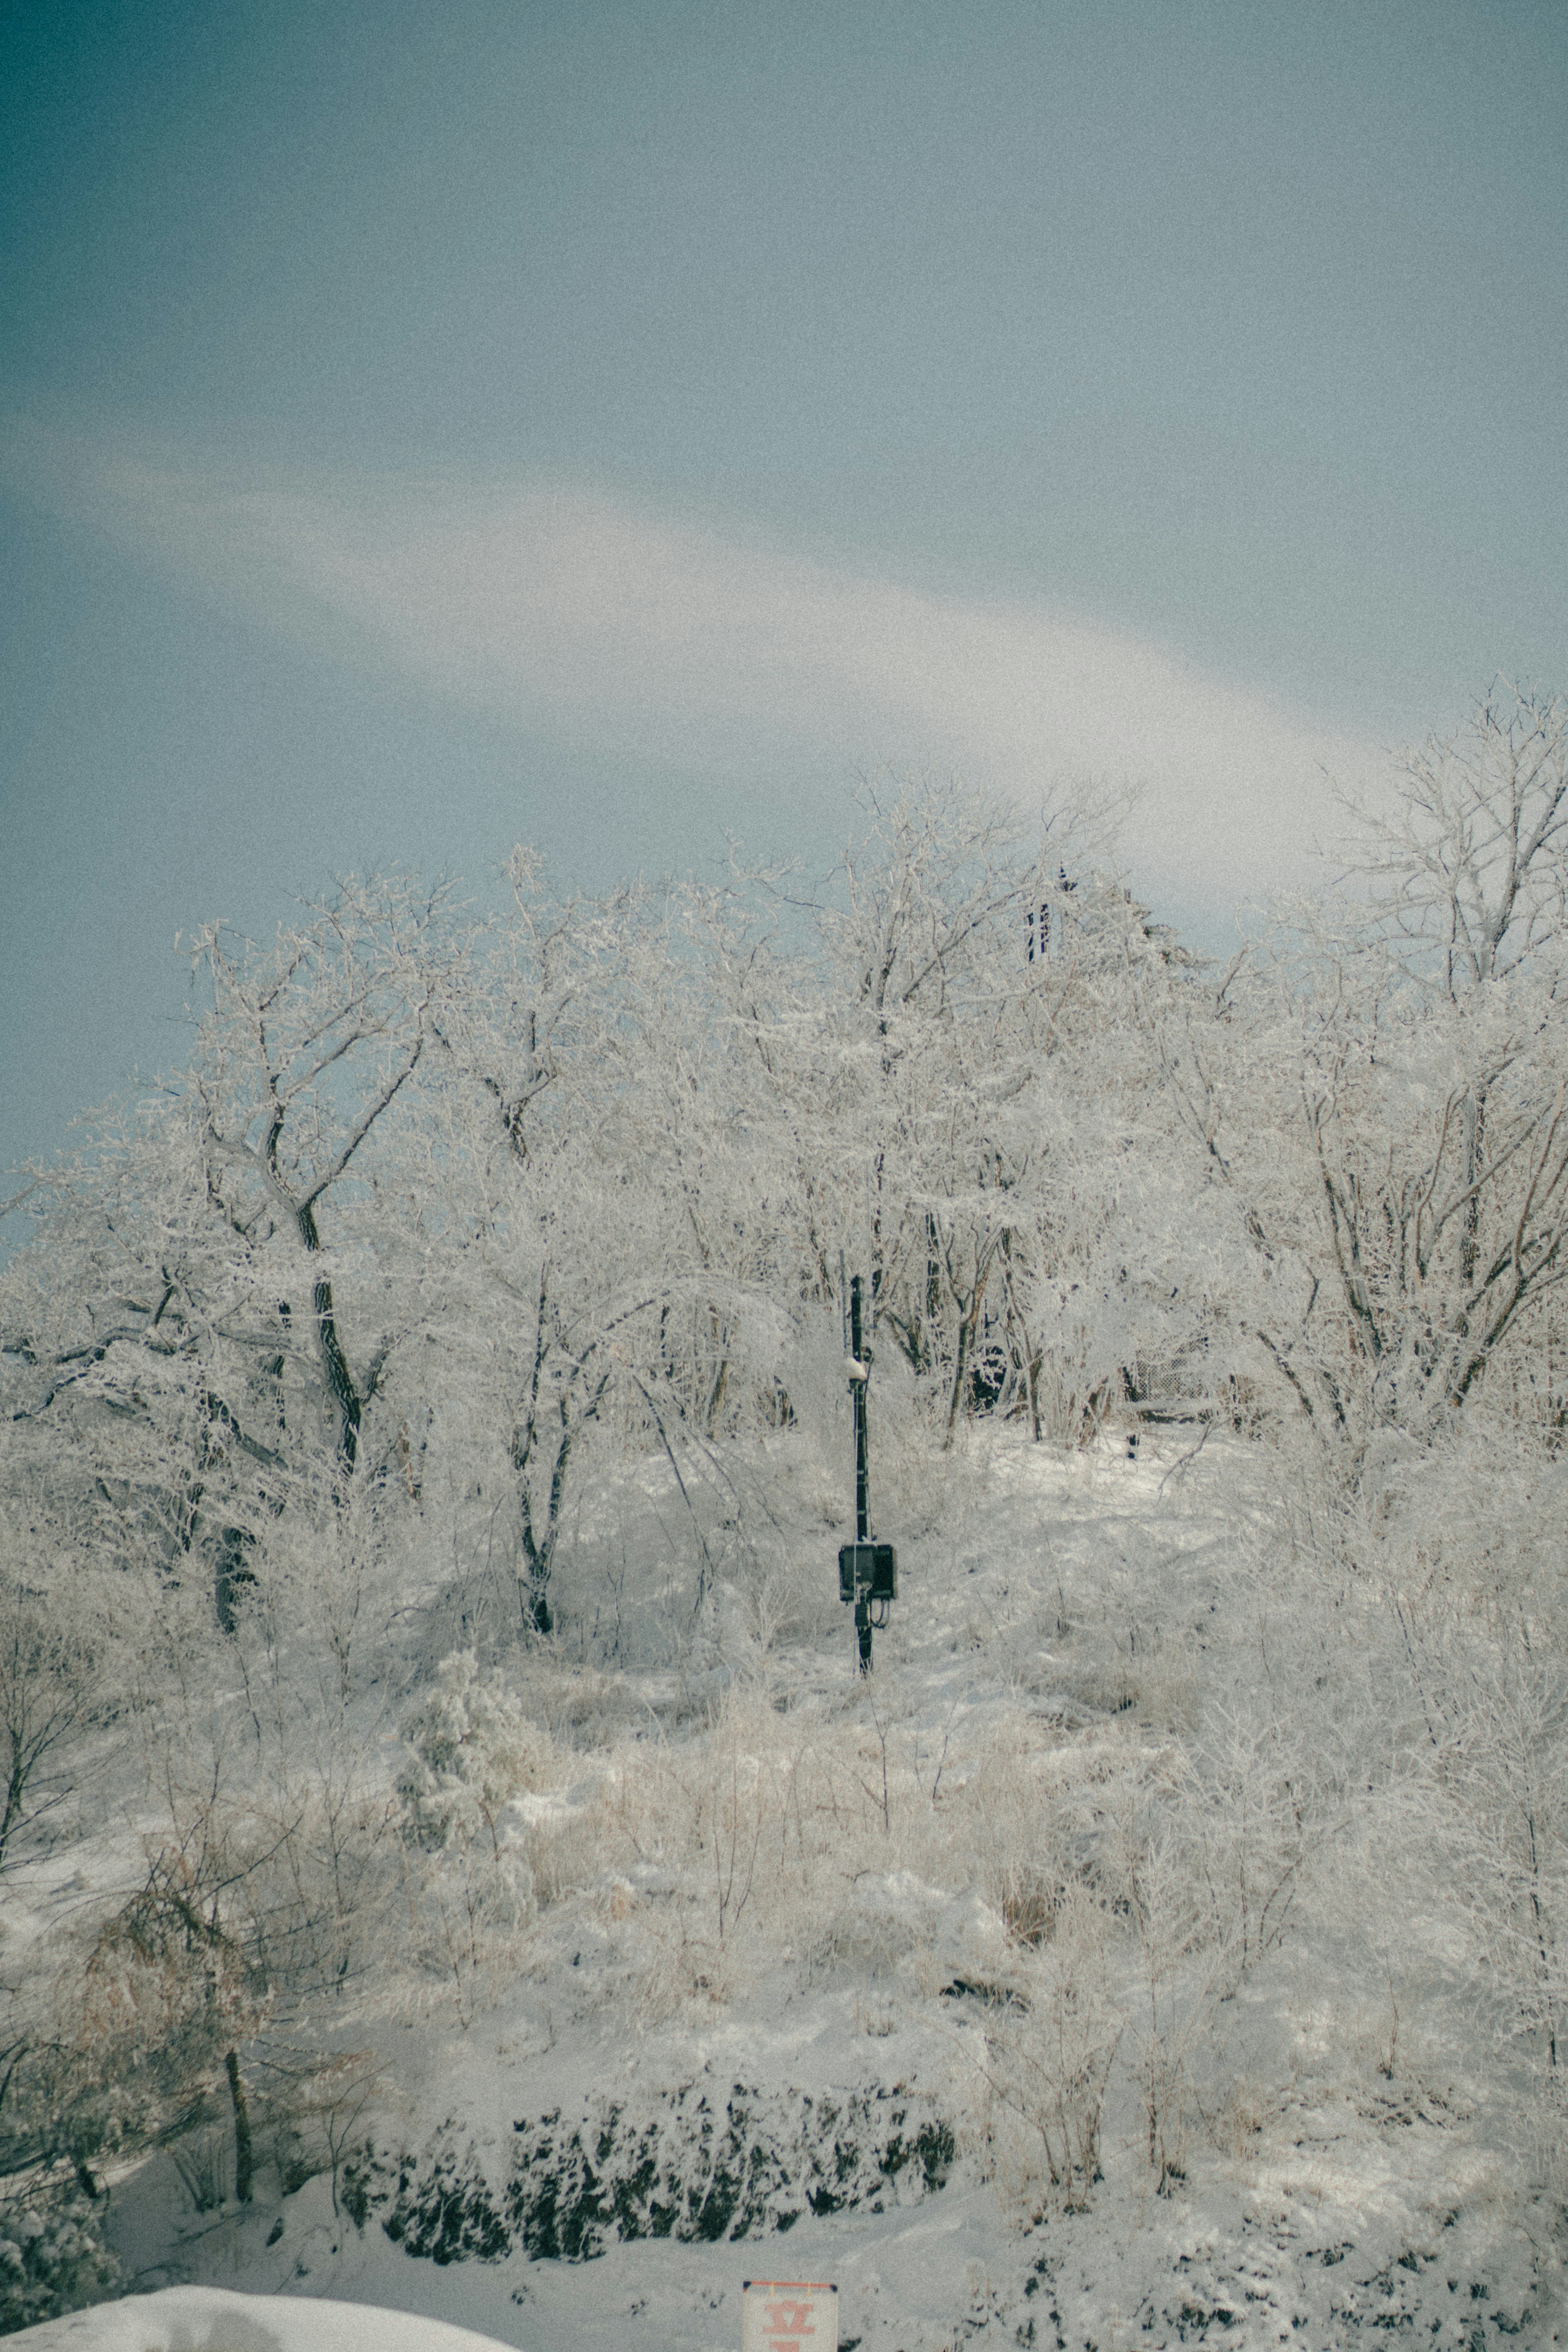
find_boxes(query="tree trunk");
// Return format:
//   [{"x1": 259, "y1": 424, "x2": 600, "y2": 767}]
[
  {"x1": 225, "y1": 2049, "x2": 254, "y2": 2203},
  {"x1": 214, "y1": 1525, "x2": 254, "y2": 1636},
  {"x1": 294, "y1": 1202, "x2": 364, "y2": 1475}
]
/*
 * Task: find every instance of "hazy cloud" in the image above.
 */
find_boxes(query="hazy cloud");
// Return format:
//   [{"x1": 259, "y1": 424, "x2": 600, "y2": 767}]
[{"x1": 4, "y1": 420, "x2": 1383, "y2": 904}]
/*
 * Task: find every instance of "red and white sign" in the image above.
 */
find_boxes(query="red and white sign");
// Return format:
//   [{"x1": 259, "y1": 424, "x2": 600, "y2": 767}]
[{"x1": 740, "y1": 2278, "x2": 838, "y2": 2352}]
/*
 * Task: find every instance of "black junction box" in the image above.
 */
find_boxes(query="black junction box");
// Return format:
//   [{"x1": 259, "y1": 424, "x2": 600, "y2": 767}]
[{"x1": 838, "y1": 1542, "x2": 898, "y2": 1603}]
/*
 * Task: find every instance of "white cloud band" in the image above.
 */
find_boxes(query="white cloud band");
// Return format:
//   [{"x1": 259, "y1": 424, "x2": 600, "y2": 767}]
[{"x1": 4, "y1": 420, "x2": 1382, "y2": 903}]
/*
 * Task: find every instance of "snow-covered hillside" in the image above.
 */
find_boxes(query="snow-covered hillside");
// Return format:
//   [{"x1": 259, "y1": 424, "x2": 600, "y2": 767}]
[
  {"x1": 9, "y1": 753, "x2": 1568, "y2": 2349},
  {"x1": 7, "y1": 1430, "x2": 1561, "y2": 2350}
]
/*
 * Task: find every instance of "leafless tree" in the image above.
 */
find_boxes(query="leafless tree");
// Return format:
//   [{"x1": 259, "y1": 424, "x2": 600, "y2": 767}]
[
  {"x1": 0, "y1": 1564, "x2": 98, "y2": 1872},
  {"x1": 1346, "y1": 680, "x2": 1568, "y2": 997}
]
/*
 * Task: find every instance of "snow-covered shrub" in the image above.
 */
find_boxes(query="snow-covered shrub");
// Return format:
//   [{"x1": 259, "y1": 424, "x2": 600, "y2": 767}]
[
  {"x1": 348, "y1": 2080, "x2": 959, "y2": 2264},
  {"x1": 0, "y1": 1543, "x2": 102, "y2": 1874},
  {"x1": 398, "y1": 1652, "x2": 563, "y2": 2016},
  {"x1": 1444, "y1": 1641, "x2": 1568, "y2": 2158},
  {"x1": 0, "y1": 1857, "x2": 264, "y2": 2202},
  {"x1": 1280, "y1": 1403, "x2": 1568, "y2": 2186},
  {"x1": 1184, "y1": 1700, "x2": 1318, "y2": 1988},
  {"x1": 1115, "y1": 1817, "x2": 1219, "y2": 2193},
  {"x1": 962, "y1": 1886, "x2": 1122, "y2": 2216},
  {"x1": 0, "y1": 2192, "x2": 119, "y2": 2333},
  {"x1": 267, "y1": 2049, "x2": 386, "y2": 2212},
  {"x1": 398, "y1": 1650, "x2": 556, "y2": 1855}
]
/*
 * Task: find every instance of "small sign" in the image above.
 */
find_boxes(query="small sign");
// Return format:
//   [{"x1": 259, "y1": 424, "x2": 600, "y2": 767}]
[{"x1": 741, "y1": 2278, "x2": 838, "y2": 2352}]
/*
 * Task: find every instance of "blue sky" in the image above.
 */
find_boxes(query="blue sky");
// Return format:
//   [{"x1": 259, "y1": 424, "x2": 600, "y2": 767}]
[{"x1": 3, "y1": 0, "x2": 1566, "y2": 1179}]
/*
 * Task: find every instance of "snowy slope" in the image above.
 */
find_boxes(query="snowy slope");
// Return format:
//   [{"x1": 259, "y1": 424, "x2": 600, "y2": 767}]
[{"x1": 11, "y1": 1429, "x2": 1567, "y2": 2349}]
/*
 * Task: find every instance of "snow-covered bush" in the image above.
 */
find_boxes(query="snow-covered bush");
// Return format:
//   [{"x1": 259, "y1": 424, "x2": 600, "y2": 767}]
[
  {"x1": 396, "y1": 1651, "x2": 563, "y2": 2015},
  {"x1": 398, "y1": 1651, "x2": 556, "y2": 1855},
  {"x1": 0, "y1": 2192, "x2": 119, "y2": 2333},
  {"x1": 1183, "y1": 1701, "x2": 1319, "y2": 1988},
  {"x1": 961, "y1": 1885, "x2": 1122, "y2": 2216},
  {"x1": 0, "y1": 1544, "x2": 102, "y2": 1875}
]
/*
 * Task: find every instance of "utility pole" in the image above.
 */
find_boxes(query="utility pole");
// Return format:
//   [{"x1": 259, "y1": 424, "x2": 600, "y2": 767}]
[
  {"x1": 838, "y1": 1272, "x2": 896, "y2": 1673},
  {"x1": 851, "y1": 1278, "x2": 869, "y2": 1543},
  {"x1": 850, "y1": 1275, "x2": 872, "y2": 1672}
]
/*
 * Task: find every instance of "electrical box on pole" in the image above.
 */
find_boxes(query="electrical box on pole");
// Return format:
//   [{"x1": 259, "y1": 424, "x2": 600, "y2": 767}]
[{"x1": 837, "y1": 1273, "x2": 896, "y2": 1673}]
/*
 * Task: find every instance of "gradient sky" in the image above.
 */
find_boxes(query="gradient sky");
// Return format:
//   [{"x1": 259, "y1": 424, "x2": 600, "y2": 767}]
[{"x1": 3, "y1": 0, "x2": 1566, "y2": 1185}]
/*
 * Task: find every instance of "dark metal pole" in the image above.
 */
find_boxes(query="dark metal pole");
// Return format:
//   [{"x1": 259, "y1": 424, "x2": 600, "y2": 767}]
[
  {"x1": 851, "y1": 1275, "x2": 869, "y2": 1541},
  {"x1": 851, "y1": 1275, "x2": 873, "y2": 1672}
]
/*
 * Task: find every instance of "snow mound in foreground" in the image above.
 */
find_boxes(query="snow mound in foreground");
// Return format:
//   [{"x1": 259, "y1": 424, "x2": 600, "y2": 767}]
[{"x1": 5, "y1": 2285, "x2": 512, "y2": 2352}]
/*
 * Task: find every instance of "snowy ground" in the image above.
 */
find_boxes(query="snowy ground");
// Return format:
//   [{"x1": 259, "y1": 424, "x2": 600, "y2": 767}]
[
  {"x1": 9, "y1": 1427, "x2": 1566, "y2": 2348},
  {"x1": 10, "y1": 2286, "x2": 513, "y2": 2352}
]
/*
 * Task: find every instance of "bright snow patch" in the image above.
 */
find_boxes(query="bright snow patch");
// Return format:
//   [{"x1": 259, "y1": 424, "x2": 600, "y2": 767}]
[{"x1": 4, "y1": 2286, "x2": 512, "y2": 2352}]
